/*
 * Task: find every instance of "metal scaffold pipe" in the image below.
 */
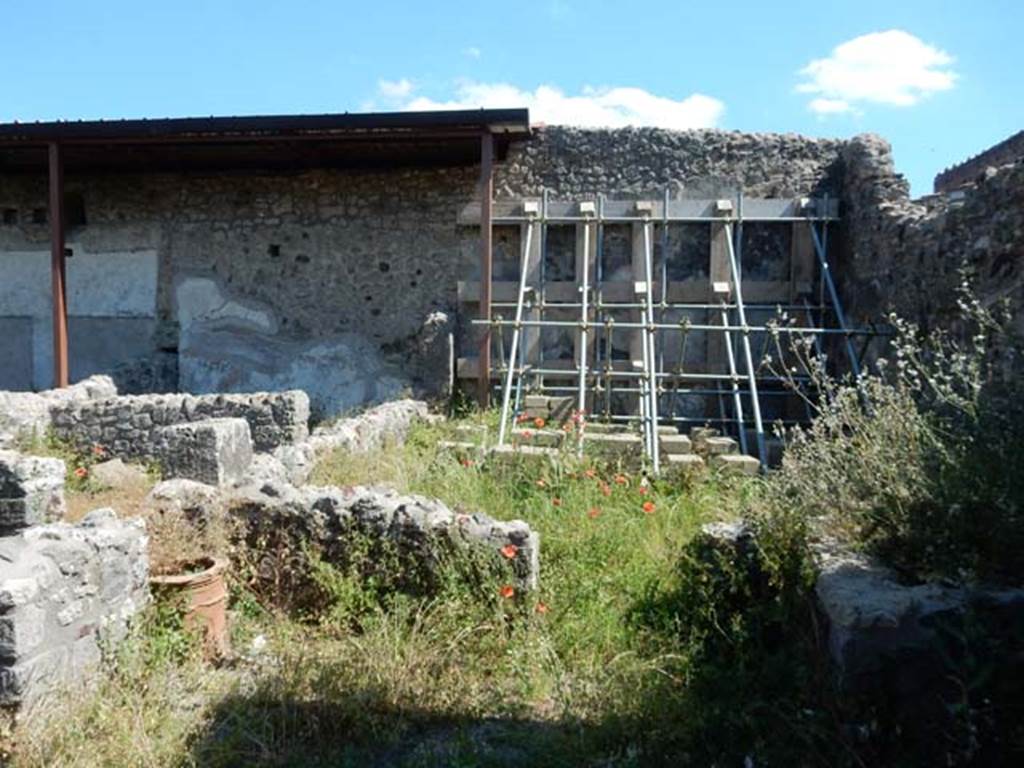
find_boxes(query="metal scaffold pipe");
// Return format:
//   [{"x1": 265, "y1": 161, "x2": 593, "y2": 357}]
[{"x1": 496, "y1": 217, "x2": 536, "y2": 447}]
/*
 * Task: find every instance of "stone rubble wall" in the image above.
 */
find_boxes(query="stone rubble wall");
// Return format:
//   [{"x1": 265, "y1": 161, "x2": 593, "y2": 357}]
[
  {"x1": 0, "y1": 375, "x2": 117, "y2": 448},
  {"x1": 839, "y1": 134, "x2": 1024, "y2": 340},
  {"x1": 496, "y1": 126, "x2": 846, "y2": 199},
  {"x1": 226, "y1": 480, "x2": 539, "y2": 592},
  {"x1": 0, "y1": 508, "x2": 149, "y2": 709},
  {"x1": 0, "y1": 451, "x2": 66, "y2": 533},
  {"x1": 50, "y1": 389, "x2": 310, "y2": 457},
  {"x1": 269, "y1": 399, "x2": 428, "y2": 486},
  {"x1": 934, "y1": 130, "x2": 1024, "y2": 193}
]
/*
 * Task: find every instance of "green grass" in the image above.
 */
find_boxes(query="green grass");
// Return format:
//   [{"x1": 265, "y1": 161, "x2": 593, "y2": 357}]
[{"x1": 8, "y1": 415, "x2": 815, "y2": 767}]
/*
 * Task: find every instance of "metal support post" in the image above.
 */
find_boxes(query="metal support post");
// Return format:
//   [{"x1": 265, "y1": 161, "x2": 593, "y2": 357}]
[
  {"x1": 497, "y1": 216, "x2": 536, "y2": 446},
  {"x1": 724, "y1": 223, "x2": 767, "y2": 468}
]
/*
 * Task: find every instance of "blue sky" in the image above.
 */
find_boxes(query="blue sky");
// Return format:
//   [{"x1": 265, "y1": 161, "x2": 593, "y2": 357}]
[{"x1": 3, "y1": 0, "x2": 1020, "y2": 194}]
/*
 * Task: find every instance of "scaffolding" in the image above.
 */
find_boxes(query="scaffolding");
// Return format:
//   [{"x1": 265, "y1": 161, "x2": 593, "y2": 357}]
[{"x1": 461, "y1": 189, "x2": 879, "y2": 472}]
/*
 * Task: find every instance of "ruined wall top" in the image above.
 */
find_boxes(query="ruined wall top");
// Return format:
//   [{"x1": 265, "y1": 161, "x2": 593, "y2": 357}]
[
  {"x1": 934, "y1": 130, "x2": 1024, "y2": 193},
  {"x1": 497, "y1": 125, "x2": 847, "y2": 200}
]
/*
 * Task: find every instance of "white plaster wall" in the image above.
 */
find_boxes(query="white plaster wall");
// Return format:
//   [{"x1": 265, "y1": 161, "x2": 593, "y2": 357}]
[{"x1": 0, "y1": 246, "x2": 157, "y2": 389}]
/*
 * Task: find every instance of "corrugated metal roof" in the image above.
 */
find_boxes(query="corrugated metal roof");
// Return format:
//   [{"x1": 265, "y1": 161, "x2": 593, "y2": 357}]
[
  {"x1": 0, "y1": 109, "x2": 530, "y2": 143},
  {"x1": 0, "y1": 109, "x2": 530, "y2": 173}
]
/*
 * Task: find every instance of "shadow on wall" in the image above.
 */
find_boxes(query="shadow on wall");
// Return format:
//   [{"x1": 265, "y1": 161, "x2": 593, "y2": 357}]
[{"x1": 175, "y1": 276, "x2": 417, "y2": 419}]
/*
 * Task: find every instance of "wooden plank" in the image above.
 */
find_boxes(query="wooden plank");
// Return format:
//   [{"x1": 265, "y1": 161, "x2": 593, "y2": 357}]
[
  {"x1": 458, "y1": 197, "x2": 840, "y2": 225},
  {"x1": 790, "y1": 222, "x2": 816, "y2": 301}
]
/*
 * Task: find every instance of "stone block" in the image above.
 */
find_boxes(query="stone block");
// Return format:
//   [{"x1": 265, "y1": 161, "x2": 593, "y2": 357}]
[
  {"x1": 0, "y1": 451, "x2": 66, "y2": 533},
  {"x1": 0, "y1": 509, "x2": 148, "y2": 710},
  {"x1": 90, "y1": 458, "x2": 149, "y2": 488},
  {"x1": 584, "y1": 422, "x2": 630, "y2": 434},
  {"x1": 583, "y1": 432, "x2": 643, "y2": 458},
  {"x1": 159, "y1": 418, "x2": 253, "y2": 486},
  {"x1": 488, "y1": 443, "x2": 559, "y2": 467},
  {"x1": 511, "y1": 429, "x2": 564, "y2": 448},
  {"x1": 711, "y1": 454, "x2": 760, "y2": 475},
  {"x1": 659, "y1": 434, "x2": 693, "y2": 455},
  {"x1": 438, "y1": 441, "x2": 483, "y2": 461},
  {"x1": 665, "y1": 453, "x2": 705, "y2": 473},
  {"x1": 702, "y1": 436, "x2": 738, "y2": 456}
]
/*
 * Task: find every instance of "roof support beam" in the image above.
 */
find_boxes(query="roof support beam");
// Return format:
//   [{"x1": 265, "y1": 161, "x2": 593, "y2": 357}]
[
  {"x1": 48, "y1": 141, "x2": 68, "y2": 388},
  {"x1": 477, "y1": 131, "x2": 494, "y2": 407}
]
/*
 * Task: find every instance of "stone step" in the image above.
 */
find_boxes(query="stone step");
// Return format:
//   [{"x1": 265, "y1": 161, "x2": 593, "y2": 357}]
[
  {"x1": 511, "y1": 429, "x2": 564, "y2": 448},
  {"x1": 702, "y1": 436, "x2": 738, "y2": 456},
  {"x1": 585, "y1": 422, "x2": 631, "y2": 434},
  {"x1": 665, "y1": 453, "x2": 705, "y2": 471},
  {"x1": 659, "y1": 434, "x2": 693, "y2": 455},
  {"x1": 488, "y1": 443, "x2": 560, "y2": 466},
  {"x1": 583, "y1": 432, "x2": 643, "y2": 458},
  {"x1": 711, "y1": 453, "x2": 760, "y2": 475}
]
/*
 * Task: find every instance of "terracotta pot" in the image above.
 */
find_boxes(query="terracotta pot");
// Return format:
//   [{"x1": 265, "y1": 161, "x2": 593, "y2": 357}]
[{"x1": 150, "y1": 556, "x2": 231, "y2": 660}]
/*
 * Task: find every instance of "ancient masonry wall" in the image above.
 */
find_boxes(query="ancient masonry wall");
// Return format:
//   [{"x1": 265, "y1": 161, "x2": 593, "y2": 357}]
[
  {"x1": 839, "y1": 134, "x2": 1024, "y2": 339},
  {"x1": 0, "y1": 508, "x2": 149, "y2": 709},
  {"x1": 0, "y1": 127, "x2": 846, "y2": 413},
  {"x1": 50, "y1": 390, "x2": 310, "y2": 456},
  {"x1": 933, "y1": 130, "x2": 1024, "y2": 193}
]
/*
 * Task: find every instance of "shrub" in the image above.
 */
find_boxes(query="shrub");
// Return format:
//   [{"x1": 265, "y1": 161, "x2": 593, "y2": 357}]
[{"x1": 770, "y1": 280, "x2": 1024, "y2": 583}]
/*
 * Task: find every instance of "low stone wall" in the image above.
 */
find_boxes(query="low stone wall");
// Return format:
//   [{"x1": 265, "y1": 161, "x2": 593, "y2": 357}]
[
  {"x1": 229, "y1": 480, "x2": 539, "y2": 594},
  {"x1": 50, "y1": 389, "x2": 310, "y2": 456},
  {"x1": 0, "y1": 375, "x2": 117, "y2": 448},
  {"x1": 270, "y1": 399, "x2": 428, "y2": 485},
  {"x1": 0, "y1": 508, "x2": 149, "y2": 709}
]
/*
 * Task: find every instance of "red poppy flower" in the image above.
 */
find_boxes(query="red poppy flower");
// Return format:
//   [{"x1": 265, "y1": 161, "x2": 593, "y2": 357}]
[
  {"x1": 535, "y1": 601, "x2": 549, "y2": 614},
  {"x1": 584, "y1": 468, "x2": 597, "y2": 479},
  {"x1": 73, "y1": 467, "x2": 88, "y2": 479},
  {"x1": 500, "y1": 544, "x2": 518, "y2": 559},
  {"x1": 500, "y1": 585, "x2": 515, "y2": 599},
  {"x1": 587, "y1": 507, "x2": 601, "y2": 519},
  {"x1": 642, "y1": 500, "x2": 656, "y2": 514},
  {"x1": 614, "y1": 474, "x2": 628, "y2": 486},
  {"x1": 91, "y1": 444, "x2": 106, "y2": 457},
  {"x1": 638, "y1": 485, "x2": 649, "y2": 496},
  {"x1": 600, "y1": 482, "x2": 611, "y2": 497},
  {"x1": 460, "y1": 458, "x2": 475, "y2": 467},
  {"x1": 534, "y1": 417, "x2": 546, "y2": 429}
]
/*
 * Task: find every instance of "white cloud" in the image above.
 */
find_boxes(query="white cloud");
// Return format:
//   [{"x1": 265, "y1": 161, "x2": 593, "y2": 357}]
[
  {"x1": 798, "y1": 30, "x2": 956, "y2": 115},
  {"x1": 463, "y1": 46, "x2": 481, "y2": 59},
  {"x1": 378, "y1": 78, "x2": 414, "y2": 99},
  {"x1": 808, "y1": 98, "x2": 853, "y2": 115},
  {"x1": 397, "y1": 80, "x2": 724, "y2": 129}
]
